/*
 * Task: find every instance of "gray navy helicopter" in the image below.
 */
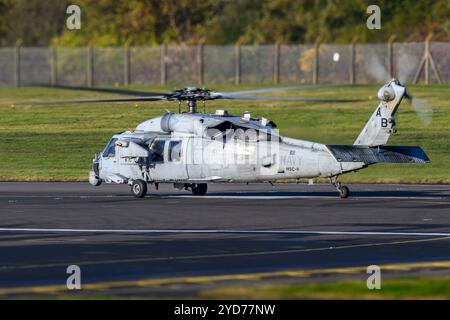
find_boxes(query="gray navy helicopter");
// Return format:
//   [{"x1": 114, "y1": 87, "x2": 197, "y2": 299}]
[{"x1": 41, "y1": 79, "x2": 430, "y2": 198}]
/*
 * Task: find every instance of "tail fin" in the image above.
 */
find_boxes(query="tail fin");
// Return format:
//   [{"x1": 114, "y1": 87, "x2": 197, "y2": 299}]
[{"x1": 354, "y1": 79, "x2": 406, "y2": 146}]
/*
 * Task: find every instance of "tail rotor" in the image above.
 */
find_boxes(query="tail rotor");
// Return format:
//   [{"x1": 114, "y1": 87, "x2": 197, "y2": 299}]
[{"x1": 404, "y1": 91, "x2": 433, "y2": 127}]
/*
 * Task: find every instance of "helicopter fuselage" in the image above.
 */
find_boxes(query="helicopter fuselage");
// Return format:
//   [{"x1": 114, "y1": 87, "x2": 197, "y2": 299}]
[{"x1": 90, "y1": 111, "x2": 364, "y2": 188}]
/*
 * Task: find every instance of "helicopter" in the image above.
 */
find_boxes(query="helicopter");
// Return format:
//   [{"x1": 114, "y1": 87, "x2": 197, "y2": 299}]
[{"x1": 38, "y1": 78, "x2": 430, "y2": 198}]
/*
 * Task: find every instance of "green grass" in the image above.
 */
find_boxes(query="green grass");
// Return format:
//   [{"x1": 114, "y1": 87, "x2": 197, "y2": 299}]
[
  {"x1": 0, "y1": 84, "x2": 449, "y2": 182},
  {"x1": 200, "y1": 276, "x2": 450, "y2": 299}
]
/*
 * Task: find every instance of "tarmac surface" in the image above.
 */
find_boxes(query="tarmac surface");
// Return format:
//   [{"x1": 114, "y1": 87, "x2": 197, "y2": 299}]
[{"x1": 0, "y1": 182, "x2": 449, "y2": 297}]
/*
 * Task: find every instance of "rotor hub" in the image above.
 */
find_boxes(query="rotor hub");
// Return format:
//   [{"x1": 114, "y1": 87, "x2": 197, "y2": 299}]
[
  {"x1": 167, "y1": 87, "x2": 213, "y2": 102},
  {"x1": 166, "y1": 88, "x2": 215, "y2": 113}
]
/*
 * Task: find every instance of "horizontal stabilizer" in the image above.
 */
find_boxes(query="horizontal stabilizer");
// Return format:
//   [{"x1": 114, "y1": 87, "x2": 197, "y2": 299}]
[{"x1": 326, "y1": 145, "x2": 430, "y2": 164}]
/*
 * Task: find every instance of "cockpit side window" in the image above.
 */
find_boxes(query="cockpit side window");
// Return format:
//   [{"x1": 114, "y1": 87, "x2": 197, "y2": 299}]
[
  {"x1": 102, "y1": 138, "x2": 118, "y2": 157},
  {"x1": 150, "y1": 139, "x2": 166, "y2": 162}
]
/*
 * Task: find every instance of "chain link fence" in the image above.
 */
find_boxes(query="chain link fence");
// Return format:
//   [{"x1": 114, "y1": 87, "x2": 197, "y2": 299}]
[
  {"x1": 279, "y1": 44, "x2": 314, "y2": 84},
  {"x1": 1, "y1": 42, "x2": 449, "y2": 87},
  {"x1": 0, "y1": 47, "x2": 14, "y2": 86}
]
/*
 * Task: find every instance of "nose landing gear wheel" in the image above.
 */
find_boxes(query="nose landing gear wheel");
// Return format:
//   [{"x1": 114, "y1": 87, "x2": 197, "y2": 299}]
[
  {"x1": 191, "y1": 183, "x2": 207, "y2": 196},
  {"x1": 131, "y1": 179, "x2": 147, "y2": 198}
]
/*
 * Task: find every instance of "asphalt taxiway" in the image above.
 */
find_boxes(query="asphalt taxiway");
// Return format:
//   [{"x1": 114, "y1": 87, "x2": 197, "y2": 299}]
[{"x1": 0, "y1": 182, "x2": 449, "y2": 297}]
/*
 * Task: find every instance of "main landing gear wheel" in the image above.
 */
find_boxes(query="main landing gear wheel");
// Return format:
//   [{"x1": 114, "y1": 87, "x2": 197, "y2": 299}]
[
  {"x1": 131, "y1": 179, "x2": 147, "y2": 198},
  {"x1": 330, "y1": 177, "x2": 350, "y2": 199},
  {"x1": 338, "y1": 185, "x2": 350, "y2": 199},
  {"x1": 191, "y1": 183, "x2": 207, "y2": 196}
]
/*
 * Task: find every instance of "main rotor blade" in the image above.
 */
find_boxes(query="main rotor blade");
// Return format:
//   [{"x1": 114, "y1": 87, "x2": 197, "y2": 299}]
[
  {"x1": 35, "y1": 84, "x2": 169, "y2": 97},
  {"x1": 222, "y1": 84, "x2": 355, "y2": 96},
  {"x1": 218, "y1": 95, "x2": 363, "y2": 102},
  {"x1": 29, "y1": 96, "x2": 167, "y2": 105}
]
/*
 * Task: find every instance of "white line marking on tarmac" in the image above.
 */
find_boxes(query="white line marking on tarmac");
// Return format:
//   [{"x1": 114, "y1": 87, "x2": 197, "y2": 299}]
[{"x1": 0, "y1": 228, "x2": 450, "y2": 237}]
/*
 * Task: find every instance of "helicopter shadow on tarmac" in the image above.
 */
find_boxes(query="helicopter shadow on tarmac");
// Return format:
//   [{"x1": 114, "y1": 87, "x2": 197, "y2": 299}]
[{"x1": 145, "y1": 189, "x2": 450, "y2": 200}]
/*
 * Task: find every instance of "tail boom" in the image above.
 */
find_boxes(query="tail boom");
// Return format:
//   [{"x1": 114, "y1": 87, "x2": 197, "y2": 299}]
[{"x1": 327, "y1": 145, "x2": 430, "y2": 165}]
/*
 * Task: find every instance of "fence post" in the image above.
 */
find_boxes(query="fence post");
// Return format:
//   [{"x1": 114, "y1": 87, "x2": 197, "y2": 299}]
[
  {"x1": 313, "y1": 38, "x2": 320, "y2": 84},
  {"x1": 413, "y1": 33, "x2": 438, "y2": 85},
  {"x1": 388, "y1": 34, "x2": 396, "y2": 79},
  {"x1": 424, "y1": 33, "x2": 433, "y2": 85},
  {"x1": 197, "y1": 43, "x2": 204, "y2": 85},
  {"x1": 160, "y1": 43, "x2": 167, "y2": 86},
  {"x1": 123, "y1": 45, "x2": 130, "y2": 86},
  {"x1": 86, "y1": 46, "x2": 93, "y2": 87},
  {"x1": 235, "y1": 44, "x2": 241, "y2": 85},
  {"x1": 427, "y1": 35, "x2": 442, "y2": 84},
  {"x1": 14, "y1": 40, "x2": 22, "y2": 87},
  {"x1": 273, "y1": 43, "x2": 280, "y2": 84},
  {"x1": 350, "y1": 40, "x2": 356, "y2": 84},
  {"x1": 50, "y1": 47, "x2": 58, "y2": 87}
]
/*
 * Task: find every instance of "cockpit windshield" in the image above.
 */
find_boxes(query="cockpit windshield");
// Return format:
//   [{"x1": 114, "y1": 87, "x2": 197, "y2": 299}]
[{"x1": 102, "y1": 138, "x2": 118, "y2": 157}]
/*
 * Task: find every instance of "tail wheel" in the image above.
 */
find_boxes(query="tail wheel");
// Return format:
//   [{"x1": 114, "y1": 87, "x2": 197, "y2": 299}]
[
  {"x1": 131, "y1": 179, "x2": 147, "y2": 198},
  {"x1": 330, "y1": 177, "x2": 349, "y2": 199},
  {"x1": 339, "y1": 186, "x2": 350, "y2": 199},
  {"x1": 191, "y1": 183, "x2": 207, "y2": 196}
]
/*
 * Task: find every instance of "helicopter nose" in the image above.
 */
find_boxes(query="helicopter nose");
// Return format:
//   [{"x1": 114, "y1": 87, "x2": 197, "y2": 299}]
[
  {"x1": 89, "y1": 170, "x2": 102, "y2": 186},
  {"x1": 89, "y1": 154, "x2": 102, "y2": 186},
  {"x1": 92, "y1": 153, "x2": 100, "y2": 176}
]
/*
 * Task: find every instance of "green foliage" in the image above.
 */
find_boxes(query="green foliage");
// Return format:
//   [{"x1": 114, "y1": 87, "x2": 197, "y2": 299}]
[
  {"x1": 0, "y1": 0, "x2": 10, "y2": 45},
  {"x1": 0, "y1": 0, "x2": 69, "y2": 46},
  {"x1": 54, "y1": 0, "x2": 217, "y2": 46},
  {"x1": 0, "y1": 0, "x2": 449, "y2": 46},
  {"x1": 201, "y1": 276, "x2": 450, "y2": 299},
  {"x1": 203, "y1": 0, "x2": 450, "y2": 44}
]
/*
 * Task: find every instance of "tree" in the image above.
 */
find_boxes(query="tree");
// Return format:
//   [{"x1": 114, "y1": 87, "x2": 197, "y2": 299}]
[
  {"x1": 1, "y1": 0, "x2": 69, "y2": 46},
  {"x1": 0, "y1": 0, "x2": 449, "y2": 46},
  {"x1": 0, "y1": 0, "x2": 10, "y2": 46},
  {"x1": 54, "y1": 0, "x2": 216, "y2": 46}
]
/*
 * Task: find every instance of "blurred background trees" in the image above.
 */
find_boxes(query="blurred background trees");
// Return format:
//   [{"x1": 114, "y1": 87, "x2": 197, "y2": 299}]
[
  {"x1": 0, "y1": 0, "x2": 449, "y2": 46},
  {"x1": 0, "y1": 0, "x2": 69, "y2": 46}
]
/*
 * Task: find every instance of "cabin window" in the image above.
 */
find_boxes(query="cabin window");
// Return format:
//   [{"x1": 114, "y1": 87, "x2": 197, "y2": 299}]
[
  {"x1": 168, "y1": 140, "x2": 182, "y2": 162},
  {"x1": 150, "y1": 139, "x2": 165, "y2": 162}
]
